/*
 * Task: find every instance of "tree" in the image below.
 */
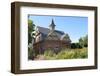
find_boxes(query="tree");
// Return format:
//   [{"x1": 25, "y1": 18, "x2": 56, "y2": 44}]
[
  {"x1": 79, "y1": 35, "x2": 88, "y2": 48},
  {"x1": 71, "y1": 43, "x2": 82, "y2": 49},
  {"x1": 83, "y1": 35, "x2": 88, "y2": 47},
  {"x1": 28, "y1": 19, "x2": 35, "y2": 44},
  {"x1": 79, "y1": 37, "x2": 84, "y2": 48},
  {"x1": 28, "y1": 19, "x2": 36, "y2": 60}
]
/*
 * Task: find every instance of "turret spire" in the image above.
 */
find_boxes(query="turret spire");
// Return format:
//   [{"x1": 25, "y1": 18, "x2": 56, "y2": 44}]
[{"x1": 49, "y1": 19, "x2": 56, "y2": 32}]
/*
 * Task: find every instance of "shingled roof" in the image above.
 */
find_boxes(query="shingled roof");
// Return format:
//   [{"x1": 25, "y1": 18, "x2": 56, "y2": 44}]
[{"x1": 37, "y1": 26, "x2": 65, "y2": 39}]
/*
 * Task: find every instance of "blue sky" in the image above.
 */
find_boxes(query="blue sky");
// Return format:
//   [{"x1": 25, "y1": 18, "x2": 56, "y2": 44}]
[{"x1": 29, "y1": 15, "x2": 88, "y2": 43}]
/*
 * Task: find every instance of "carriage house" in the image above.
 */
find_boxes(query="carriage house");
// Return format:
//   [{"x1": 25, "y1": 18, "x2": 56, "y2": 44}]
[{"x1": 33, "y1": 19, "x2": 71, "y2": 55}]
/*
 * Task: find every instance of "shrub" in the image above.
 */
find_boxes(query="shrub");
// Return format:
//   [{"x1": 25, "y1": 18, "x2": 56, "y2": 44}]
[
  {"x1": 71, "y1": 43, "x2": 82, "y2": 49},
  {"x1": 43, "y1": 49, "x2": 56, "y2": 60},
  {"x1": 79, "y1": 48, "x2": 88, "y2": 58},
  {"x1": 42, "y1": 48, "x2": 88, "y2": 60},
  {"x1": 44, "y1": 49, "x2": 54, "y2": 57},
  {"x1": 28, "y1": 47, "x2": 34, "y2": 60},
  {"x1": 28, "y1": 45, "x2": 36, "y2": 60}
]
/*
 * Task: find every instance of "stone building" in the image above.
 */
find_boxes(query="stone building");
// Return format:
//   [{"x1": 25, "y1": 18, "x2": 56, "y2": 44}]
[{"x1": 33, "y1": 19, "x2": 71, "y2": 55}]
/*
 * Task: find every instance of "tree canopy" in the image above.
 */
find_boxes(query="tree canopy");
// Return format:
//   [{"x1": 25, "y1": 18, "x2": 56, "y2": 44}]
[
  {"x1": 71, "y1": 35, "x2": 88, "y2": 49},
  {"x1": 79, "y1": 35, "x2": 88, "y2": 48},
  {"x1": 28, "y1": 19, "x2": 36, "y2": 44}
]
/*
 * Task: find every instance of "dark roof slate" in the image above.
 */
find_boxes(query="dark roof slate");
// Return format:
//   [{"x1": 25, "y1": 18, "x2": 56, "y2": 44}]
[{"x1": 37, "y1": 26, "x2": 65, "y2": 39}]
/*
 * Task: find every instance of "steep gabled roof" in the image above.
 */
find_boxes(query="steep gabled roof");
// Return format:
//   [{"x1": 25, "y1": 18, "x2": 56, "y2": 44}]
[
  {"x1": 61, "y1": 34, "x2": 71, "y2": 42},
  {"x1": 37, "y1": 26, "x2": 65, "y2": 39},
  {"x1": 46, "y1": 31, "x2": 60, "y2": 40}
]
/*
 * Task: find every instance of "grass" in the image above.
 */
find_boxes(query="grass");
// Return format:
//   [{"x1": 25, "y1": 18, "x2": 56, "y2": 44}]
[{"x1": 36, "y1": 48, "x2": 88, "y2": 60}]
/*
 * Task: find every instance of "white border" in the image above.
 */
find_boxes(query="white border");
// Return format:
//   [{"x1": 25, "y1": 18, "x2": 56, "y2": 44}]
[{"x1": 20, "y1": 6, "x2": 95, "y2": 70}]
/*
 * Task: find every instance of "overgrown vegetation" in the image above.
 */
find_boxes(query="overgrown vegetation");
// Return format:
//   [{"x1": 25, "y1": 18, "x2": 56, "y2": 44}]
[
  {"x1": 35, "y1": 48, "x2": 88, "y2": 60},
  {"x1": 28, "y1": 17, "x2": 36, "y2": 60},
  {"x1": 28, "y1": 19, "x2": 36, "y2": 44},
  {"x1": 71, "y1": 35, "x2": 88, "y2": 49}
]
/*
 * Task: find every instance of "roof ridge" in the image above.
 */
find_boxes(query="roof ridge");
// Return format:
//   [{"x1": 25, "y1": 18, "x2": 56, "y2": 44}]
[{"x1": 37, "y1": 26, "x2": 64, "y2": 33}]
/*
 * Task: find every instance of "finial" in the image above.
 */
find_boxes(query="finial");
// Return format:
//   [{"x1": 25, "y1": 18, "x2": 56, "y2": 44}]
[
  {"x1": 49, "y1": 18, "x2": 56, "y2": 27},
  {"x1": 51, "y1": 19, "x2": 54, "y2": 25}
]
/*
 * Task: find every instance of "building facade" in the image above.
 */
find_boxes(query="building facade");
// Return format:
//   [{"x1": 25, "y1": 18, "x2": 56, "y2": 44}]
[{"x1": 33, "y1": 19, "x2": 71, "y2": 55}]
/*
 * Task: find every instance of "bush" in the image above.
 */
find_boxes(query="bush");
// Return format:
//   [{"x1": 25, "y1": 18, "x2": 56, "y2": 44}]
[
  {"x1": 56, "y1": 48, "x2": 87, "y2": 59},
  {"x1": 71, "y1": 43, "x2": 82, "y2": 49},
  {"x1": 56, "y1": 50, "x2": 74, "y2": 59},
  {"x1": 44, "y1": 49, "x2": 54, "y2": 56},
  {"x1": 28, "y1": 46, "x2": 35, "y2": 60},
  {"x1": 43, "y1": 49, "x2": 56, "y2": 60},
  {"x1": 79, "y1": 48, "x2": 88, "y2": 58},
  {"x1": 41, "y1": 48, "x2": 88, "y2": 60}
]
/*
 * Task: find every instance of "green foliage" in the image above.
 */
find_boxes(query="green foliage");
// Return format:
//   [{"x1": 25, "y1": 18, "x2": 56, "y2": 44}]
[
  {"x1": 84, "y1": 35, "x2": 88, "y2": 47},
  {"x1": 28, "y1": 19, "x2": 36, "y2": 44},
  {"x1": 43, "y1": 49, "x2": 56, "y2": 60},
  {"x1": 71, "y1": 43, "x2": 82, "y2": 49},
  {"x1": 28, "y1": 19, "x2": 36, "y2": 60},
  {"x1": 79, "y1": 38, "x2": 84, "y2": 47},
  {"x1": 28, "y1": 46, "x2": 34, "y2": 60},
  {"x1": 39, "y1": 48, "x2": 88, "y2": 60},
  {"x1": 71, "y1": 35, "x2": 88, "y2": 49},
  {"x1": 79, "y1": 35, "x2": 88, "y2": 48},
  {"x1": 28, "y1": 20, "x2": 33, "y2": 32},
  {"x1": 79, "y1": 48, "x2": 88, "y2": 58},
  {"x1": 44, "y1": 49, "x2": 54, "y2": 56},
  {"x1": 56, "y1": 48, "x2": 88, "y2": 59}
]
